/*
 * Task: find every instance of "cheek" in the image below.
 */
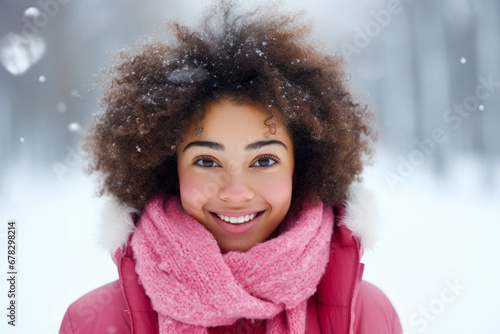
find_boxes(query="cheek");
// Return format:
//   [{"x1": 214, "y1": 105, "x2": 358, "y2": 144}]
[
  {"x1": 178, "y1": 172, "x2": 213, "y2": 210},
  {"x1": 259, "y1": 173, "x2": 293, "y2": 204}
]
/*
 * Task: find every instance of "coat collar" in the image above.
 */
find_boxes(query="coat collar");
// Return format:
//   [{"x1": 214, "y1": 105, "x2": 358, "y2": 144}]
[
  {"x1": 98, "y1": 182, "x2": 378, "y2": 255},
  {"x1": 341, "y1": 182, "x2": 378, "y2": 251}
]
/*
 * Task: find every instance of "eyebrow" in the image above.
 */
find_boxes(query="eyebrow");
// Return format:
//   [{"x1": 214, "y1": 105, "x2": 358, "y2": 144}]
[{"x1": 182, "y1": 140, "x2": 288, "y2": 153}]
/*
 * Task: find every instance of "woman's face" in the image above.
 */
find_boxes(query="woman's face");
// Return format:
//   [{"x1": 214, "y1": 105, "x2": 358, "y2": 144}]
[{"x1": 176, "y1": 99, "x2": 295, "y2": 253}]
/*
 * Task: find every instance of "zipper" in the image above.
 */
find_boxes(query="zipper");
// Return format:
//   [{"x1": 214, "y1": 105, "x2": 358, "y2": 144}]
[
  {"x1": 118, "y1": 245, "x2": 135, "y2": 334},
  {"x1": 347, "y1": 236, "x2": 361, "y2": 334}
]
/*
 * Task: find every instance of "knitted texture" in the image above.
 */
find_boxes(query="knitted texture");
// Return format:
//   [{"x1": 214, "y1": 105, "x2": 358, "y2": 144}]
[{"x1": 131, "y1": 193, "x2": 334, "y2": 333}]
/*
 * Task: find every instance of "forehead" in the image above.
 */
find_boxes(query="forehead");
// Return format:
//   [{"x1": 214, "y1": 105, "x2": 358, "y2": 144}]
[{"x1": 185, "y1": 100, "x2": 291, "y2": 143}]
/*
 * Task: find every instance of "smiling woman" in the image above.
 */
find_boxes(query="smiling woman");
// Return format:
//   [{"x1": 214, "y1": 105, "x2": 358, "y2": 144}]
[
  {"x1": 176, "y1": 98, "x2": 295, "y2": 252},
  {"x1": 59, "y1": 1, "x2": 402, "y2": 333}
]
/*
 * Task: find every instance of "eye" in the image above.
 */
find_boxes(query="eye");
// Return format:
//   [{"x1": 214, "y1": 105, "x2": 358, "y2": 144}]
[
  {"x1": 252, "y1": 154, "x2": 280, "y2": 167},
  {"x1": 194, "y1": 156, "x2": 220, "y2": 168}
]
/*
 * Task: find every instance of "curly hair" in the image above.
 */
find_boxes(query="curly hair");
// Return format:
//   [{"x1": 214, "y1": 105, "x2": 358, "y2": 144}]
[{"x1": 83, "y1": 0, "x2": 377, "y2": 211}]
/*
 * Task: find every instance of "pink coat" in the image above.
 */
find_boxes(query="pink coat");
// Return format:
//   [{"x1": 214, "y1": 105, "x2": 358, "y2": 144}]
[{"x1": 59, "y1": 185, "x2": 402, "y2": 334}]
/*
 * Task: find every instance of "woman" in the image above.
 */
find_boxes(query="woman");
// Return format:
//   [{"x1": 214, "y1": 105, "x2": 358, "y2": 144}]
[{"x1": 59, "y1": 1, "x2": 402, "y2": 333}]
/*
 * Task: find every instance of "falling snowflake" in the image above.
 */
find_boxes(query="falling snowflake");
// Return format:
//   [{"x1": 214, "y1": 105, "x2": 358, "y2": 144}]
[
  {"x1": 460, "y1": 57, "x2": 466, "y2": 64},
  {"x1": 23, "y1": 7, "x2": 41, "y2": 18},
  {"x1": 167, "y1": 66, "x2": 208, "y2": 83},
  {"x1": 70, "y1": 89, "x2": 80, "y2": 98},
  {"x1": 68, "y1": 122, "x2": 81, "y2": 132},
  {"x1": 0, "y1": 33, "x2": 46, "y2": 75}
]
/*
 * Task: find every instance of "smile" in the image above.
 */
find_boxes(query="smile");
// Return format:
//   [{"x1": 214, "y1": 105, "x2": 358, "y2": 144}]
[
  {"x1": 215, "y1": 212, "x2": 258, "y2": 224},
  {"x1": 210, "y1": 211, "x2": 265, "y2": 234}
]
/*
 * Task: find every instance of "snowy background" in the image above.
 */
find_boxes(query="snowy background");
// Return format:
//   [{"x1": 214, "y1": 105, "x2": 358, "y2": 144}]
[{"x1": 1, "y1": 0, "x2": 499, "y2": 333}]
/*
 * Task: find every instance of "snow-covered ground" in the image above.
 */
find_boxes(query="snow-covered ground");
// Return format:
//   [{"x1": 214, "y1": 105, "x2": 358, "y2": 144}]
[
  {"x1": 1, "y1": 151, "x2": 499, "y2": 333},
  {"x1": 361, "y1": 151, "x2": 500, "y2": 333}
]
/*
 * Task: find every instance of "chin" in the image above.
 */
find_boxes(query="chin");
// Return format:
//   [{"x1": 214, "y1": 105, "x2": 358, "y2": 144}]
[{"x1": 219, "y1": 240, "x2": 256, "y2": 253}]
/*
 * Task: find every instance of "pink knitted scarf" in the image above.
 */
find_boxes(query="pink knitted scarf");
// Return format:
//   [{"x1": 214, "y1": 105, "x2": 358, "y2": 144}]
[{"x1": 131, "y1": 193, "x2": 334, "y2": 333}]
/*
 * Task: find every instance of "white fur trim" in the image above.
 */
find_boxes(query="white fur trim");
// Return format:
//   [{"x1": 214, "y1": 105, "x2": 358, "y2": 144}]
[
  {"x1": 341, "y1": 183, "x2": 378, "y2": 250},
  {"x1": 98, "y1": 196, "x2": 139, "y2": 254}
]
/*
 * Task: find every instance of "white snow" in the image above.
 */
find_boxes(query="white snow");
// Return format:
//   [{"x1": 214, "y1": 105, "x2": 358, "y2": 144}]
[
  {"x1": 460, "y1": 57, "x2": 467, "y2": 64},
  {"x1": 0, "y1": 34, "x2": 46, "y2": 76},
  {"x1": 23, "y1": 7, "x2": 41, "y2": 18},
  {"x1": 0, "y1": 168, "x2": 117, "y2": 334},
  {"x1": 68, "y1": 122, "x2": 81, "y2": 133},
  {"x1": 70, "y1": 89, "x2": 80, "y2": 98},
  {"x1": 361, "y1": 150, "x2": 500, "y2": 334},
  {"x1": 167, "y1": 66, "x2": 209, "y2": 84}
]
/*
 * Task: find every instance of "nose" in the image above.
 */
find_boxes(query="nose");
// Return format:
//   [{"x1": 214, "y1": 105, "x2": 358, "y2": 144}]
[{"x1": 218, "y1": 170, "x2": 254, "y2": 202}]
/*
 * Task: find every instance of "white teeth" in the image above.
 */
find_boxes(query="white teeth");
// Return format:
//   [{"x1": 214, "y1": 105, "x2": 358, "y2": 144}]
[{"x1": 216, "y1": 212, "x2": 257, "y2": 224}]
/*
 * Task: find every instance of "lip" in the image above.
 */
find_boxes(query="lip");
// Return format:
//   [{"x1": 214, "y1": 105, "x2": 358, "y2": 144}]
[{"x1": 210, "y1": 211, "x2": 264, "y2": 234}]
